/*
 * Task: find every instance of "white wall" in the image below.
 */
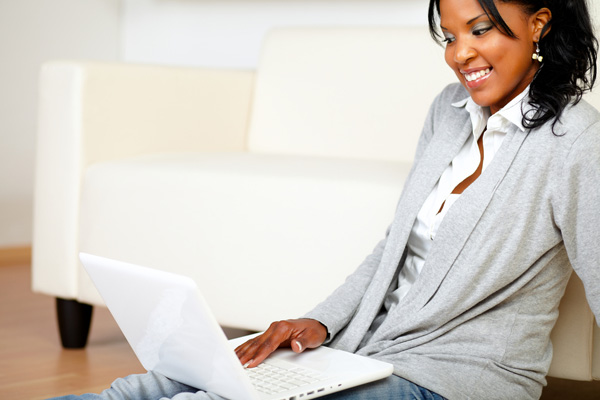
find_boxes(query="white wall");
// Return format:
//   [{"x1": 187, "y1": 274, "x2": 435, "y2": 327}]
[
  {"x1": 122, "y1": 0, "x2": 427, "y2": 68},
  {"x1": 0, "y1": 0, "x2": 121, "y2": 247}
]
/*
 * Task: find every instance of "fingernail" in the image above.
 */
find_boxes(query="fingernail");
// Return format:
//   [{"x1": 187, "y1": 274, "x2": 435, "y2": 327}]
[
  {"x1": 243, "y1": 361, "x2": 252, "y2": 368},
  {"x1": 295, "y1": 340, "x2": 303, "y2": 352}
]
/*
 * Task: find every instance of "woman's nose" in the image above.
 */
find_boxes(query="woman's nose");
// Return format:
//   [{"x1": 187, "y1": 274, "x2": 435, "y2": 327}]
[{"x1": 454, "y1": 40, "x2": 477, "y2": 64}]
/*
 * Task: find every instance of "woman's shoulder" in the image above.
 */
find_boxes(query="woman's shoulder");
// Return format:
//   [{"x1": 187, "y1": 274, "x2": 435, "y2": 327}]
[
  {"x1": 530, "y1": 99, "x2": 600, "y2": 167},
  {"x1": 565, "y1": 97, "x2": 600, "y2": 121},
  {"x1": 553, "y1": 98, "x2": 600, "y2": 141}
]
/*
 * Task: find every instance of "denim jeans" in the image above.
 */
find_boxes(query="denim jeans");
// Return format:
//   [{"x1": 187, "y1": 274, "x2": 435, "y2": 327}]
[{"x1": 48, "y1": 371, "x2": 446, "y2": 400}]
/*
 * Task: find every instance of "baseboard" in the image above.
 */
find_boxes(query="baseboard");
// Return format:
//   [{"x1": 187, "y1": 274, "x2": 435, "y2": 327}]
[{"x1": 0, "y1": 246, "x2": 32, "y2": 267}]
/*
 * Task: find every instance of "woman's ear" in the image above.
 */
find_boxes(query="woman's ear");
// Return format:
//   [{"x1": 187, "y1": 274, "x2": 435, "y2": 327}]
[{"x1": 532, "y1": 7, "x2": 552, "y2": 41}]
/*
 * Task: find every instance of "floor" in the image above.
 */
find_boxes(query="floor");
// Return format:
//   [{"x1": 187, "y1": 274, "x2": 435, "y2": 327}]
[{"x1": 1, "y1": 262, "x2": 599, "y2": 399}]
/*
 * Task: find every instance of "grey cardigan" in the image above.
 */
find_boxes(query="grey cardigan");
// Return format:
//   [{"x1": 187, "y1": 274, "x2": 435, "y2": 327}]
[{"x1": 304, "y1": 83, "x2": 600, "y2": 399}]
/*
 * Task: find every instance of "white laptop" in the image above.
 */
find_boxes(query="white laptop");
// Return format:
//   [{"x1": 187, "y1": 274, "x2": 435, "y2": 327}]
[{"x1": 80, "y1": 253, "x2": 393, "y2": 400}]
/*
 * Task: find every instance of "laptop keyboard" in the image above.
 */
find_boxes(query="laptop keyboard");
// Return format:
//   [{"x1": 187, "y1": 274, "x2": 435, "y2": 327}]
[{"x1": 246, "y1": 361, "x2": 329, "y2": 395}]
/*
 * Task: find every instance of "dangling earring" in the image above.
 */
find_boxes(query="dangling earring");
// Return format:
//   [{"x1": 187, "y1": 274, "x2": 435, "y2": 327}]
[{"x1": 532, "y1": 42, "x2": 543, "y2": 62}]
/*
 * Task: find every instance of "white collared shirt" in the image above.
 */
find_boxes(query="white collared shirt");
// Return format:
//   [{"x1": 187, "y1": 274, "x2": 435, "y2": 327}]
[{"x1": 384, "y1": 89, "x2": 530, "y2": 310}]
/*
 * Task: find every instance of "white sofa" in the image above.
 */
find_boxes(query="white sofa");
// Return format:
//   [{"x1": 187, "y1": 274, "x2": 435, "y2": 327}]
[{"x1": 32, "y1": 26, "x2": 598, "y2": 381}]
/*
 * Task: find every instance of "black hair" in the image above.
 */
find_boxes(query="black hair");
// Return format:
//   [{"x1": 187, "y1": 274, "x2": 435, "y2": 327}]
[{"x1": 428, "y1": 0, "x2": 598, "y2": 133}]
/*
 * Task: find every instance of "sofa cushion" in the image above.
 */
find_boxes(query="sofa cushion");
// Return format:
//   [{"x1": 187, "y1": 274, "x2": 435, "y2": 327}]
[
  {"x1": 248, "y1": 27, "x2": 456, "y2": 163},
  {"x1": 77, "y1": 153, "x2": 411, "y2": 331}
]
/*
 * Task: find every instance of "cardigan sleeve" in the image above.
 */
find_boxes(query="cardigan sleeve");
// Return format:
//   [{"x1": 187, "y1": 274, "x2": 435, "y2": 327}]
[
  {"x1": 554, "y1": 121, "x2": 600, "y2": 324},
  {"x1": 303, "y1": 232, "x2": 389, "y2": 341}
]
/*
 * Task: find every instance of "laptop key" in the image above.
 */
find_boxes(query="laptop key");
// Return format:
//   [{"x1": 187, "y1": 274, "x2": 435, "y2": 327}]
[{"x1": 247, "y1": 361, "x2": 330, "y2": 395}]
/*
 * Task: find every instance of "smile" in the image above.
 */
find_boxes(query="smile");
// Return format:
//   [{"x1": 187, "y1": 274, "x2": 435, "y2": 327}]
[{"x1": 464, "y1": 68, "x2": 492, "y2": 82}]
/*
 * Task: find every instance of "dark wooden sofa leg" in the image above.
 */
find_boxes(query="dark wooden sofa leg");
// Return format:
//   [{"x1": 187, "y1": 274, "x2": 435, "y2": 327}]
[{"x1": 56, "y1": 297, "x2": 93, "y2": 349}]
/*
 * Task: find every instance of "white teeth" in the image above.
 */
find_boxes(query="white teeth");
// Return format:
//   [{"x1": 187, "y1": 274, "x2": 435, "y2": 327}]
[{"x1": 465, "y1": 68, "x2": 491, "y2": 82}]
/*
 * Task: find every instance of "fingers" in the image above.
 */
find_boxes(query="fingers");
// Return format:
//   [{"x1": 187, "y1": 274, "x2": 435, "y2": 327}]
[
  {"x1": 291, "y1": 339, "x2": 304, "y2": 353},
  {"x1": 235, "y1": 321, "x2": 290, "y2": 368},
  {"x1": 234, "y1": 319, "x2": 327, "y2": 368}
]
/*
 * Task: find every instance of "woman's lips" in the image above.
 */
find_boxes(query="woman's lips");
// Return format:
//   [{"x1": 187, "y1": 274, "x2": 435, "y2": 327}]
[{"x1": 462, "y1": 68, "x2": 492, "y2": 89}]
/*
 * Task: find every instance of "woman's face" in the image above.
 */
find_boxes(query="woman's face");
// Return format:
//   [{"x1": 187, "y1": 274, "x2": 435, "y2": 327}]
[{"x1": 440, "y1": 0, "x2": 546, "y2": 114}]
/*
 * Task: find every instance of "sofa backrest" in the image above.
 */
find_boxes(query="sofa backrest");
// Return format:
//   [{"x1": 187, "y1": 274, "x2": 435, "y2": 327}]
[{"x1": 247, "y1": 27, "x2": 457, "y2": 163}]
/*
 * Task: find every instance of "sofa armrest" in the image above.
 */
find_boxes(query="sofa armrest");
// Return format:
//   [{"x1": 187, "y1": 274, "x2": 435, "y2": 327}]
[
  {"x1": 32, "y1": 61, "x2": 254, "y2": 298},
  {"x1": 548, "y1": 272, "x2": 599, "y2": 380}
]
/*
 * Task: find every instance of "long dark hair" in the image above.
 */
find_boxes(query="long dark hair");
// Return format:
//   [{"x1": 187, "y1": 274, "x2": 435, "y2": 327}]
[{"x1": 428, "y1": 0, "x2": 598, "y2": 133}]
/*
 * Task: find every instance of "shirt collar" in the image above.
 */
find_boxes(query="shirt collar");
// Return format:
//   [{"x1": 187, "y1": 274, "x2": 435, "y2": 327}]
[{"x1": 451, "y1": 86, "x2": 533, "y2": 134}]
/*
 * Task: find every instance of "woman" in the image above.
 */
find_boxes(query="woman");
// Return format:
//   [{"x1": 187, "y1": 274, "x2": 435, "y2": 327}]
[{"x1": 53, "y1": 0, "x2": 600, "y2": 399}]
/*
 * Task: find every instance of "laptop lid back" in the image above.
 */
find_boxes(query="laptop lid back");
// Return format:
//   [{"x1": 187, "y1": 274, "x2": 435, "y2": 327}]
[{"x1": 80, "y1": 252, "x2": 259, "y2": 400}]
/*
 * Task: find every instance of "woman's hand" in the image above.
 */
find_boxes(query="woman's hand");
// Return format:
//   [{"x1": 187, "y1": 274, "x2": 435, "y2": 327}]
[{"x1": 234, "y1": 318, "x2": 328, "y2": 368}]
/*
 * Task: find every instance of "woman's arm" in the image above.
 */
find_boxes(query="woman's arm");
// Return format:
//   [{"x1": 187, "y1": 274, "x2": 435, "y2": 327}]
[
  {"x1": 301, "y1": 85, "x2": 450, "y2": 338},
  {"x1": 554, "y1": 121, "x2": 600, "y2": 322},
  {"x1": 234, "y1": 86, "x2": 452, "y2": 365}
]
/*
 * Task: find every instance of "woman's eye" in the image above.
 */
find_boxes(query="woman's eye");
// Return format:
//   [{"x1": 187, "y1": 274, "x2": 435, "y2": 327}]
[
  {"x1": 472, "y1": 24, "x2": 493, "y2": 36},
  {"x1": 443, "y1": 36, "x2": 456, "y2": 44}
]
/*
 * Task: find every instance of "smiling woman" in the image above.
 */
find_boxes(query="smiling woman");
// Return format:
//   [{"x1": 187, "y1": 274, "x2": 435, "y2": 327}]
[
  {"x1": 437, "y1": 0, "x2": 550, "y2": 114},
  {"x1": 429, "y1": 0, "x2": 598, "y2": 131},
  {"x1": 50, "y1": 1, "x2": 600, "y2": 399}
]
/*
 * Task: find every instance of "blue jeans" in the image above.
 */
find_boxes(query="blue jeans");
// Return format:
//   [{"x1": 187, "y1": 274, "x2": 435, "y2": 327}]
[{"x1": 48, "y1": 371, "x2": 446, "y2": 400}]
